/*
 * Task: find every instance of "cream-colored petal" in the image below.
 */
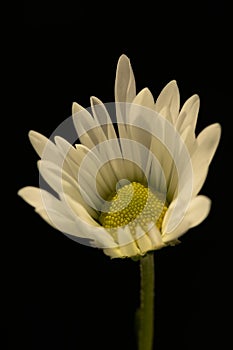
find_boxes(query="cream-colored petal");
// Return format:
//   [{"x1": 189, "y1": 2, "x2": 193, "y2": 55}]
[
  {"x1": 35, "y1": 203, "x2": 103, "y2": 245},
  {"x1": 18, "y1": 186, "x2": 58, "y2": 209},
  {"x1": 125, "y1": 104, "x2": 165, "y2": 185},
  {"x1": 38, "y1": 160, "x2": 105, "y2": 212},
  {"x1": 175, "y1": 94, "x2": 200, "y2": 134},
  {"x1": 72, "y1": 102, "x2": 103, "y2": 149},
  {"x1": 54, "y1": 136, "x2": 83, "y2": 179},
  {"x1": 162, "y1": 195, "x2": 211, "y2": 242},
  {"x1": 60, "y1": 216, "x2": 118, "y2": 249},
  {"x1": 157, "y1": 105, "x2": 173, "y2": 123},
  {"x1": 196, "y1": 123, "x2": 221, "y2": 165},
  {"x1": 18, "y1": 186, "x2": 76, "y2": 224},
  {"x1": 37, "y1": 157, "x2": 99, "y2": 218},
  {"x1": 35, "y1": 207, "x2": 88, "y2": 237},
  {"x1": 132, "y1": 88, "x2": 154, "y2": 109},
  {"x1": 38, "y1": 160, "x2": 77, "y2": 194},
  {"x1": 62, "y1": 181, "x2": 99, "y2": 219},
  {"x1": 60, "y1": 193, "x2": 100, "y2": 226},
  {"x1": 149, "y1": 115, "x2": 187, "y2": 201},
  {"x1": 89, "y1": 228, "x2": 118, "y2": 249},
  {"x1": 191, "y1": 123, "x2": 221, "y2": 196},
  {"x1": 114, "y1": 54, "x2": 136, "y2": 103},
  {"x1": 90, "y1": 96, "x2": 119, "y2": 140},
  {"x1": 90, "y1": 97, "x2": 129, "y2": 184},
  {"x1": 135, "y1": 226, "x2": 153, "y2": 254},
  {"x1": 165, "y1": 128, "x2": 195, "y2": 202},
  {"x1": 103, "y1": 247, "x2": 123, "y2": 258},
  {"x1": 118, "y1": 137, "x2": 150, "y2": 184},
  {"x1": 55, "y1": 136, "x2": 81, "y2": 165},
  {"x1": 72, "y1": 102, "x2": 124, "y2": 188},
  {"x1": 55, "y1": 138, "x2": 114, "y2": 195},
  {"x1": 155, "y1": 80, "x2": 180, "y2": 123},
  {"x1": 76, "y1": 145, "x2": 117, "y2": 195},
  {"x1": 192, "y1": 168, "x2": 209, "y2": 199},
  {"x1": 34, "y1": 206, "x2": 57, "y2": 228},
  {"x1": 117, "y1": 227, "x2": 140, "y2": 257},
  {"x1": 29, "y1": 130, "x2": 62, "y2": 163},
  {"x1": 180, "y1": 124, "x2": 196, "y2": 154},
  {"x1": 73, "y1": 102, "x2": 115, "y2": 156},
  {"x1": 147, "y1": 224, "x2": 166, "y2": 249},
  {"x1": 38, "y1": 161, "x2": 98, "y2": 218}
]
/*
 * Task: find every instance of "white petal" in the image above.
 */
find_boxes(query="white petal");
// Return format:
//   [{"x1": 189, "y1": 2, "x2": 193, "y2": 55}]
[
  {"x1": 18, "y1": 186, "x2": 76, "y2": 224},
  {"x1": 114, "y1": 54, "x2": 136, "y2": 103},
  {"x1": 54, "y1": 136, "x2": 83, "y2": 179},
  {"x1": 72, "y1": 102, "x2": 105, "y2": 149},
  {"x1": 60, "y1": 193, "x2": 100, "y2": 226},
  {"x1": 196, "y1": 123, "x2": 221, "y2": 165},
  {"x1": 155, "y1": 80, "x2": 180, "y2": 123},
  {"x1": 191, "y1": 123, "x2": 221, "y2": 196},
  {"x1": 103, "y1": 247, "x2": 123, "y2": 258},
  {"x1": 157, "y1": 105, "x2": 173, "y2": 123},
  {"x1": 147, "y1": 224, "x2": 166, "y2": 249},
  {"x1": 162, "y1": 195, "x2": 211, "y2": 242},
  {"x1": 55, "y1": 136, "x2": 82, "y2": 165},
  {"x1": 180, "y1": 124, "x2": 196, "y2": 154},
  {"x1": 149, "y1": 115, "x2": 188, "y2": 200},
  {"x1": 135, "y1": 226, "x2": 153, "y2": 254},
  {"x1": 72, "y1": 102, "x2": 124, "y2": 189},
  {"x1": 64, "y1": 220, "x2": 117, "y2": 249},
  {"x1": 35, "y1": 206, "x2": 114, "y2": 249},
  {"x1": 34, "y1": 207, "x2": 57, "y2": 228},
  {"x1": 37, "y1": 160, "x2": 87, "y2": 211},
  {"x1": 89, "y1": 228, "x2": 118, "y2": 249},
  {"x1": 18, "y1": 186, "x2": 58, "y2": 209},
  {"x1": 38, "y1": 160, "x2": 105, "y2": 212},
  {"x1": 61, "y1": 181, "x2": 99, "y2": 219},
  {"x1": 117, "y1": 227, "x2": 140, "y2": 257},
  {"x1": 90, "y1": 96, "x2": 119, "y2": 140},
  {"x1": 118, "y1": 137, "x2": 150, "y2": 183},
  {"x1": 175, "y1": 94, "x2": 200, "y2": 134},
  {"x1": 57, "y1": 140, "x2": 115, "y2": 196},
  {"x1": 35, "y1": 207, "x2": 87, "y2": 237},
  {"x1": 29, "y1": 131, "x2": 62, "y2": 163},
  {"x1": 38, "y1": 160, "x2": 77, "y2": 194},
  {"x1": 132, "y1": 88, "x2": 154, "y2": 109}
]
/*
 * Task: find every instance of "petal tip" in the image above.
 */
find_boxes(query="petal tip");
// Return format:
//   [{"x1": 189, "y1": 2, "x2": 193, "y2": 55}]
[{"x1": 118, "y1": 54, "x2": 130, "y2": 63}]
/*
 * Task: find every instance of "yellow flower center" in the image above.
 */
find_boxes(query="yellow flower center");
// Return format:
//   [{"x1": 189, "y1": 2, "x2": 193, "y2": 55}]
[{"x1": 99, "y1": 182, "x2": 167, "y2": 232}]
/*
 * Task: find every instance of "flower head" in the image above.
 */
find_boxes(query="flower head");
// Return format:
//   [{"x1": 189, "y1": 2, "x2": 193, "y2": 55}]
[{"x1": 18, "y1": 55, "x2": 221, "y2": 258}]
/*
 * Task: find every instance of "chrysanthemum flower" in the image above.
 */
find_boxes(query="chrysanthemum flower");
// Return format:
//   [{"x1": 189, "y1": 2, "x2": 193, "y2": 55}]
[{"x1": 18, "y1": 54, "x2": 221, "y2": 259}]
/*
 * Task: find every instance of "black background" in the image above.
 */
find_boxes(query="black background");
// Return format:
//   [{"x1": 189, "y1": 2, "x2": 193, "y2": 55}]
[{"x1": 11, "y1": 1, "x2": 231, "y2": 349}]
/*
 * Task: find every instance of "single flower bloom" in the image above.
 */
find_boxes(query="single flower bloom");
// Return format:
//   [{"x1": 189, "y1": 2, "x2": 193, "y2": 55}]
[{"x1": 18, "y1": 55, "x2": 221, "y2": 259}]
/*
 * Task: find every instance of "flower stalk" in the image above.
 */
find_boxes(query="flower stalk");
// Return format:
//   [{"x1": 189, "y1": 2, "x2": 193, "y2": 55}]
[{"x1": 137, "y1": 252, "x2": 155, "y2": 350}]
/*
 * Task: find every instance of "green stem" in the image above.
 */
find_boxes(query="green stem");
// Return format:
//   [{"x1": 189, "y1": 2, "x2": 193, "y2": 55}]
[{"x1": 137, "y1": 252, "x2": 155, "y2": 350}]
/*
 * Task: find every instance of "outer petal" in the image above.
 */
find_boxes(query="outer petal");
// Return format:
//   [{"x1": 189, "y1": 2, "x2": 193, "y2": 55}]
[
  {"x1": 18, "y1": 186, "x2": 117, "y2": 248},
  {"x1": 154, "y1": 80, "x2": 180, "y2": 123},
  {"x1": 18, "y1": 186, "x2": 65, "y2": 211},
  {"x1": 72, "y1": 102, "x2": 105, "y2": 149},
  {"x1": 175, "y1": 94, "x2": 200, "y2": 134},
  {"x1": 135, "y1": 226, "x2": 153, "y2": 254},
  {"x1": 162, "y1": 195, "x2": 211, "y2": 242},
  {"x1": 28, "y1": 130, "x2": 62, "y2": 164},
  {"x1": 191, "y1": 123, "x2": 221, "y2": 196},
  {"x1": 117, "y1": 227, "x2": 140, "y2": 257},
  {"x1": 132, "y1": 88, "x2": 154, "y2": 109},
  {"x1": 38, "y1": 160, "x2": 105, "y2": 212},
  {"x1": 147, "y1": 224, "x2": 166, "y2": 249},
  {"x1": 18, "y1": 186, "x2": 76, "y2": 227},
  {"x1": 114, "y1": 54, "x2": 136, "y2": 103},
  {"x1": 60, "y1": 193, "x2": 100, "y2": 226}
]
